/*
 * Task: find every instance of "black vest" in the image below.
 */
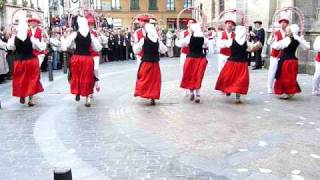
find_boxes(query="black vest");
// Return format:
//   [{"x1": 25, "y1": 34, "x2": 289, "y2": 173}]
[
  {"x1": 141, "y1": 35, "x2": 160, "y2": 62},
  {"x1": 187, "y1": 35, "x2": 205, "y2": 58},
  {"x1": 280, "y1": 37, "x2": 299, "y2": 60},
  {"x1": 228, "y1": 40, "x2": 248, "y2": 62},
  {"x1": 14, "y1": 37, "x2": 35, "y2": 61},
  {"x1": 275, "y1": 38, "x2": 300, "y2": 79},
  {"x1": 74, "y1": 32, "x2": 91, "y2": 55}
]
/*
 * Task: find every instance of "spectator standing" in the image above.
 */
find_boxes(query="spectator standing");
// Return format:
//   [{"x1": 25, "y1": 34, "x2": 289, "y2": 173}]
[
  {"x1": 166, "y1": 29, "x2": 174, "y2": 57},
  {"x1": 50, "y1": 28, "x2": 61, "y2": 70},
  {"x1": 250, "y1": 20, "x2": 265, "y2": 70}
]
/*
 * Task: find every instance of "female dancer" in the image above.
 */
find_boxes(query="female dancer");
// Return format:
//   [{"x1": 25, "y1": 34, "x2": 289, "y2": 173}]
[
  {"x1": 272, "y1": 24, "x2": 309, "y2": 99},
  {"x1": 179, "y1": 23, "x2": 209, "y2": 103},
  {"x1": 61, "y1": 17, "x2": 102, "y2": 107},
  {"x1": 215, "y1": 26, "x2": 252, "y2": 103},
  {"x1": 7, "y1": 17, "x2": 46, "y2": 106},
  {"x1": 133, "y1": 23, "x2": 167, "y2": 105}
]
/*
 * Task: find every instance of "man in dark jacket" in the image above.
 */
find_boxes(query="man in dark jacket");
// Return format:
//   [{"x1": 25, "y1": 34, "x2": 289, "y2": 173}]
[{"x1": 250, "y1": 20, "x2": 265, "y2": 70}]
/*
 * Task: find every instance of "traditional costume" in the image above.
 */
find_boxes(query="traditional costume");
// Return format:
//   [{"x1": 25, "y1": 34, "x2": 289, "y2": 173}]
[
  {"x1": 267, "y1": 18, "x2": 290, "y2": 94},
  {"x1": 133, "y1": 15, "x2": 149, "y2": 65},
  {"x1": 272, "y1": 24, "x2": 309, "y2": 99},
  {"x1": 215, "y1": 26, "x2": 250, "y2": 103},
  {"x1": 133, "y1": 23, "x2": 168, "y2": 105},
  {"x1": 87, "y1": 16, "x2": 101, "y2": 92},
  {"x1": 217, "y1": 20, "x2": 236, "y2": 73},
  {"x1": 175, "y1": 19, "x2": 196, "y2": 74},
  {"x1": 27, "y1": 17, "x2": 46, "y2": 67},
  {"x1": 61, "y1": 17, "x2": 102, "y2": 107},
  {"x1": 312, "y1": 36, "x2": 320, "y2": 96},
  {"x1": 179, "y1": 23, "x2": 208, "y2": 103},
  {"x1": 7, "y1": 16, "x2": 46, "y2": 106}
]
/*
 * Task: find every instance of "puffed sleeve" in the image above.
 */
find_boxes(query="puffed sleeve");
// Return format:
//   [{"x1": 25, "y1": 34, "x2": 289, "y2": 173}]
[
  {"x1": 133, "y1": 38, "x2": 144, "y2": 54},
  {"x1": 6, "y1": 37, "x2": 15, "y2": 50},
  {"x1": 61, "y1": 32, "x2": 77, "y2": 51},
  {"x1": 158, "y1": 41, "x2": 168, "y2": 54},
  {"x1": 216, "y1": 32, "x2": 232, "y2": 48},
  {"x1": 313, "y1": 36, "x2": 320, "y2": 51},
  {"x1": 294, "y1": 35, "x2": 310, "y2": 51},
  {"x1": 175, "y1": 34, "x2": 191, "y2": 48},
  {"x1": 91, "y1": 34, "x2": 102, "y2": 52},
  {"x1": 31, "y1": 36, "x2": 47, "y2": 51},
  {"x1": 271, "y1": 36, "x2": 291, "y2": 50}
]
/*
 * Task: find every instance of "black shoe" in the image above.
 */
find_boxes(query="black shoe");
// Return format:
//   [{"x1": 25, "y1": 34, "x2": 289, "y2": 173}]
[
  {"x1": 195, "y1": 95, "x2": 200, "y2": 103},
  {"x1": 28, "y1": 101, "x2": 35, "y2": 107},
  {"x1": 20, "y1": 97, "x2": 25, "y2": 104},
  {"x1": 190, "y1": 94, "x2": 195, "y2": 101},
  {"x1": 28, "y1": 97, "x2": 34, "y2": 107},
  {"x1": 226, "y1": 93, "x2": 231, "y2": 96},
  {"x1": 75, "y1": 95, "x2": 80, "y2": 101},
  {"x1": 150, "y1": 99, "x2": 156, "y2": 105}
]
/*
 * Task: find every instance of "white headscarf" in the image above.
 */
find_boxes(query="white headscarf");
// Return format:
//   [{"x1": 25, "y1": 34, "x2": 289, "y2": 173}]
[
  {"x1": 17, "y1": 16, "x2": 28, "y2": 41},
  {"x1": 190, "y1": 23, "x2": 203, "y2": 37},
  {"x1": 77, "y1": 17, "x2": 89, "y2": 37},
  {"x1": 290, "y1": 24, "x2": 299, "y2": 37},
  {"x1": 235, "y1": 26, "x2": 247, "y2": 45},
  {"x1": 145, "y1": 23, "x2": 158, "y2": 43},
  {"x1": 313, "y1": 36, "x2": 320, "y2": 51}
]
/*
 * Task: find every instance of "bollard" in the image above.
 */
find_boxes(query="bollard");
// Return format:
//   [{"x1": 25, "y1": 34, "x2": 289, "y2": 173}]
[
  {"x1": 63, "y1": 52, "x2": 68, "y2": 74},
  {"x1": 54, "y1": 167, "x2": 72, "y2": 180},
  {"x1": 48, "y1": 54, "x2": 54, "y2": 81}
]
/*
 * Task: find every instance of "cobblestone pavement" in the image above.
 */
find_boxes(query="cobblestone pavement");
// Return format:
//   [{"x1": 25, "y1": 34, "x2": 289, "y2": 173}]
[{"x1": 0, "y1": 55, "x2": 320, "y2": 180}]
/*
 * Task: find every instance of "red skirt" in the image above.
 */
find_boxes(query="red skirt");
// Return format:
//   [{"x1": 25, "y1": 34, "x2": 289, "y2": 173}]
[
  {"x1": 215, "y1": 61, "x2": 249, "y2": 95},
  {"x1": 180, "y1": 57, "x2": 208, "y2": 90},
  {"x1": 274, "y1": 59, "x2": 301, "y2": 95},
  {"x1": 12, "y1": 58, "x2": 44, "y2": 97},
  {"x1": 134, "y1": 62, "x2": 161, "y2": 100},
  {"x1": 70, "y1": 55, "x2": 95, "y2": 96}
]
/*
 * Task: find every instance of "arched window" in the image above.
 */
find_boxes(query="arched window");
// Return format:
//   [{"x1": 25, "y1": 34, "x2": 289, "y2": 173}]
[
  {"x1": 131, "y1": 0, "x2": 139, "y2": 10},
  {"x1": 149, "y1": 0, "x2": 157, "y2": 10},
  {"x1": 166, "y1": 0, "x2": 175, "y2": 11}
]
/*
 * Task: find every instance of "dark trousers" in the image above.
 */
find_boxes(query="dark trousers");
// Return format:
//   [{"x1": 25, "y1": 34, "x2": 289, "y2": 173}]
[
  {"x1": 6, "y1": 53, "x2": 15, "y2": 79},
  {"x1": 254, "y1": 50, "x2": 262, "y2": 68},
  {"x1": 114, "y1": 45, "x2": 120, "y2": 61},
  {"x1": 107, "y1": 49, "x2": 114, "y2": 61}
]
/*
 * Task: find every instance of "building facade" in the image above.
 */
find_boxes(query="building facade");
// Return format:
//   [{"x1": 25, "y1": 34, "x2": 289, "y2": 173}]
[
  {"x1": 193, "y1": 0, "x2": 320, "y2": 74},
  {"x1": 0, "y1": 0, "x2": 49, "y2": 27},
  {"x1": 93, "y1": 0, "x2": 193, "y2": 29}
]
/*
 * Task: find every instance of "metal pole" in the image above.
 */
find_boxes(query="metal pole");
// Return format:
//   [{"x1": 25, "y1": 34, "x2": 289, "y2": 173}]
[
  {"x1": 63, "y1": 51, "x2": 68, "y2": 74},
  {"x1": 48, "y1": 53, "x2": 54, "y2": 81},
  {"x1": 54, "y1": 167, "x2": 72, "y2": 180}
]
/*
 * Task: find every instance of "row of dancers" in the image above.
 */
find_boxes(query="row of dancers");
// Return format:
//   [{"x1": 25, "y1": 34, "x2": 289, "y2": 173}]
[{"x1": 2, "y1": 14, "x2": 320, "y2": 107}]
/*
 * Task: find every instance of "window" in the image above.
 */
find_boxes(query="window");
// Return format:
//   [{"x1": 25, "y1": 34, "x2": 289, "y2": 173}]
[
  {"x1": 184, "y1": 0, "x2": 192, "y2": 8},
  {"x1": 219, "y1": 0, "x2": 224, "y2": 13},
  {"x1": 131, "y1": 0, "x2": 139, "y2": 10},
  {"x1": 166, "y1": 0, "x2": 175, "y2": 11},
  {"x1": 149, "y1": 0, "x2": 157, "y2": 10},
  {"x1": 112, "y1": 0, "x2": 120, "y2": 10}
]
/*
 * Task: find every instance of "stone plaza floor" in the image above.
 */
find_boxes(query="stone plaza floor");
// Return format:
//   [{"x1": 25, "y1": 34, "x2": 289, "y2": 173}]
[{"x1": 0, "y1": 55, "x2": 320, "y2": 180}]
